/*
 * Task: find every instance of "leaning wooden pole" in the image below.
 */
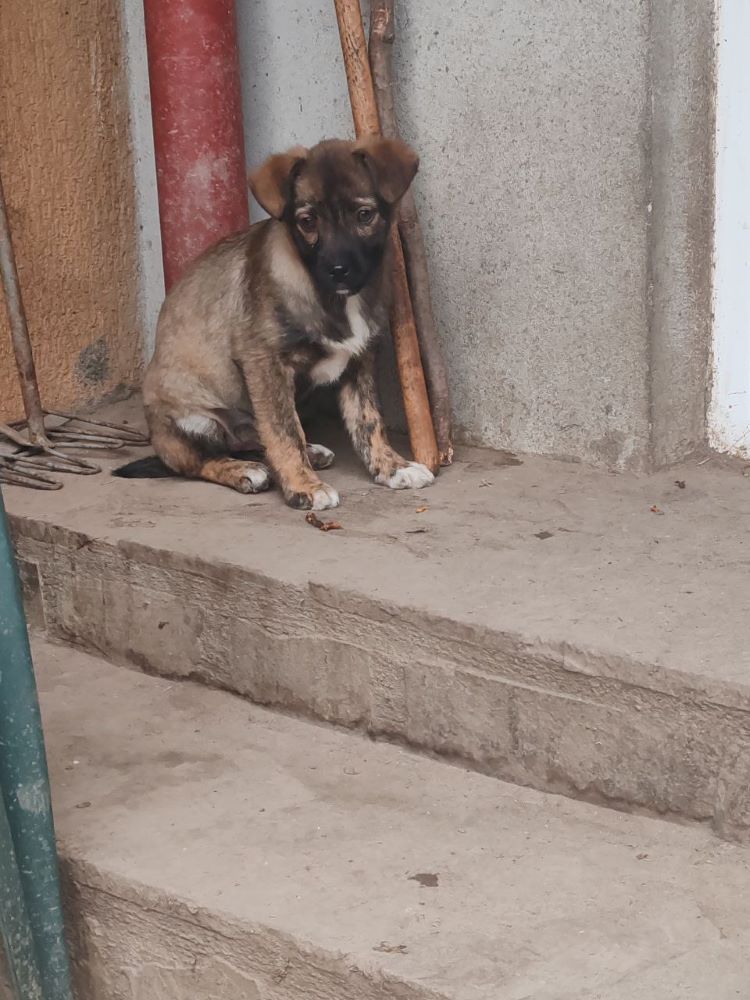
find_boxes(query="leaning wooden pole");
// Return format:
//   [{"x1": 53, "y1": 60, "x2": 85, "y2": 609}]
[
  {"x1": 333, "y1": 0, "x2": 439, "y2": 474},
  {"x1": 369, "y1": 0, "x2": 453, "y2": 466},
  {"x1": 0, "y1": 171, "x2": 46, "y2": 445}
]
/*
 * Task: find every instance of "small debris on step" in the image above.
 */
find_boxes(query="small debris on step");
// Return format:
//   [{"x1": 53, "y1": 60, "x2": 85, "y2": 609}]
[
  {"x1": 305, "y1": 511, "x2": 343, "y2": 531},
  {"x1": 743, "y1": 465, "x2": 750, "y2": 478},
  {"x1": 374, "y1": 942, "x2": 408, "y2": 954},
  {"x1": 649, "y1": 505, "x2": 665, "y2": 515},
  {"x1": 75, "y1": 801, "x2": 92, "y2": 810},
  {"x1": 674, "y1": 480, "x2": 686, "y2": 489},
  {"x1": 409, "y1": 872, "x2": 439, "y2": 888},
  {"x1": 636, "y1": 852, "x2": 649, "y2": 861},
  {"x1": 415, "y1": 506, "x2": 429, "y2": 514},
  {"x1": 534, "y1": 530, "x2": 554, "y2": 540},
  {"x1": 478, "y1": 479, "x2": 493, "y2": 488}
]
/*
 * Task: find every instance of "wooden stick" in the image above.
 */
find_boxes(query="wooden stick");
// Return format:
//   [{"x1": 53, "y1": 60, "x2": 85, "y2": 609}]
[
  {"x1": 333, "y1": 0, "x2": 439, "y2": 474},
  {"x1": 0, "y1": 169, "x2": 46, "y2": 444},
  {"x1": 369, "y1": 0, "x2": 453, "y2": 466}
]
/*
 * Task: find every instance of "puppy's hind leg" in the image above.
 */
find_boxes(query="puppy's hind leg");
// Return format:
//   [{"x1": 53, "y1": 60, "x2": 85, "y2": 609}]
[
  {"x1": 199, "y1": 456, "x2": 271, "y2": 494},
  {"x1": 154, "y1": 416, "x2": 272, "y2": 494}
]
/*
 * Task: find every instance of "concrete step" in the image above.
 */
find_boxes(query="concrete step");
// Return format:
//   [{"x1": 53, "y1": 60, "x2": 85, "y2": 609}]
[
  {"x1": 7, "y1": 398, "x2": 750, "y2": 840},
  {"x1": 35, "y1": 638, "x2": 750, "y2": 1000}
]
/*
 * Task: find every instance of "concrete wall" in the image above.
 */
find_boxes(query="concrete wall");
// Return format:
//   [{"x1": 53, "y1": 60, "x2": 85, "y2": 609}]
[
  {"x1": 0, "y1": 1, "x2": 715, "y2": 467},
  {"x1": 237, "y1": 0, "x2": 716, "y2": 470},
  {"x1": 0, "y1": 0, "x2": 142, "y2": 425}
]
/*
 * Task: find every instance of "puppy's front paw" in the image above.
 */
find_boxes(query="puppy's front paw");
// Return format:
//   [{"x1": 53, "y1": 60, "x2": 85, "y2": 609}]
[
  {"x1": 286, "y1": 482, "x2": 341, "y2": 510},
  {"x1": 379, "y1": 462, "x2": 435, "y2": 491},
  {"x1": 306, "y1": 443, "x2": 335, "y2": 470},
  {"x1": 311, "y1": 483, "x2": 340, "y2": 510}
]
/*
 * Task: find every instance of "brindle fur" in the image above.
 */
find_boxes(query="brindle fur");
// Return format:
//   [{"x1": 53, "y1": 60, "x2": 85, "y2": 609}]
[{"x1": 114, "y1": 137, "x2": 435, "y2": 510}]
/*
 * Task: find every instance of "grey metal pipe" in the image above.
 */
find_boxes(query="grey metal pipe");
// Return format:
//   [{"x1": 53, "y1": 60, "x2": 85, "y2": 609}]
[{"x1": 0, "y1": 790, "x2": 44, "y2": 1000}]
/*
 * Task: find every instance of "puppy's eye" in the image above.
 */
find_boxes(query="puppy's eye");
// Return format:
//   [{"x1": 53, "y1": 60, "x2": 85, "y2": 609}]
[
  {"x1": 357, "y1": 207, "x2": 375, "y2": 225},
  {"x1": 297, "y1": 214, "x2": 317, "y2": 234}
]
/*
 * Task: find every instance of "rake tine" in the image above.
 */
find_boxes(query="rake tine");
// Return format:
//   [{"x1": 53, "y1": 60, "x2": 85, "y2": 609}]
[
  {"x1": 0, "y1": 421, "x2": 33, "y2": 449},
  {"x1": 45, "y1": 428, "x2": 128, "y2": 446},
  {"x1": 46, "y1": 438, "x2": 126, "y2": 451},
  {"x1": 23, "y1": 446, "x2": 101, "y2": 474},
  {"x1": 6, "y1": 454, "x2": 96, "y2": 476},
  {"x1": 46, "y1": 410, "x2": 149, "y2": 443},
  {"x1": 0, "y1": 432, "x2": 101, "y2": 473},
  {"x1": 0, "y1": 462, "x2": 63, "y2": 490},
  {"x1": 40, "y1": 452, "x2": 100, "y2": 474}
]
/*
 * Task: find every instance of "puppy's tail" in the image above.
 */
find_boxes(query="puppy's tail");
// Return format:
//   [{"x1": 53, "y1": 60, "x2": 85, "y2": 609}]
[{"x1": 112, "y1": 455, "x2": 174, "y2": 479}]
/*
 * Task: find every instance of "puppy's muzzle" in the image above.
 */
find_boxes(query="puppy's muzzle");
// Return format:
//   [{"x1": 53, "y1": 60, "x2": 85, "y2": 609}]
[{"x1": 329, "y1": 263, "x2": 353, "y2": 295}]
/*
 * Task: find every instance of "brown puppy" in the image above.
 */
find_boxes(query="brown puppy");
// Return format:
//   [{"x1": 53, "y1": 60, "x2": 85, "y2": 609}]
[{"x1": 114, "y1": 137, "x2": 435, "y2": 510}]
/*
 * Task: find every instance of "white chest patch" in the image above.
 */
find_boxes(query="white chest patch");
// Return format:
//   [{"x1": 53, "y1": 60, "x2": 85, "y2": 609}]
[{"x1": 310, "y1": 295, "x2": 372, "y2": 386}]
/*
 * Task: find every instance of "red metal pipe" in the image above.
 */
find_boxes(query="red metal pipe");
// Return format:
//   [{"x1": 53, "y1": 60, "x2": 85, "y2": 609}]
[{"x1": 143, "y1": 0, "x2": 249, "y2": 290}]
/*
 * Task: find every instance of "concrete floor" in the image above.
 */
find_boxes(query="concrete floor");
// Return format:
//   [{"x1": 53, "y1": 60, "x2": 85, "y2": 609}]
[
  {"x1": 7, "y1": 397, "x2": 750, "y2": 838},
  {"x1": 34, "y1": 638, "x2": 750, "y2": 1000},
  {"x1": 8, "y1": 397, "x2": 750, "y2": 688},
  {"x1": 6, "y1": 399, "x2": 750, "y2": 997}
]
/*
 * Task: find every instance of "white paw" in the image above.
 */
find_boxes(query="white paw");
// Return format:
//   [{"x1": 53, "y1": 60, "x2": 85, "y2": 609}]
[
  {"x1": 241, "y1": 464, "x2": 270, "y2": 493},
  {"x1": 307, "y1": 443, "x2": 335, "y2": 470},
  {"x1": 311, "y1": 483, "x2": 341, "y2": 510},
  {"x1": 382, "y1": 462, "x2": 435, "y2": 490}
]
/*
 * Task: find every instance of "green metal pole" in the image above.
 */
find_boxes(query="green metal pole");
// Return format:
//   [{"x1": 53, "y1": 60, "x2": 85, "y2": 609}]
[
  {"x1": 0, "y1": 790, "x2": 44, "y2": 1000},
  {"x1": 0, "y1": 488, "x2": 74, "y2": 1000}
]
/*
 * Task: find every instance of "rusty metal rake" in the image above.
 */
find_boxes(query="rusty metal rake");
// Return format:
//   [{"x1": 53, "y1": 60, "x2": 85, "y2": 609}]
[{"x1": 0, "y1": 169, "x2": 148, "y2": 490}]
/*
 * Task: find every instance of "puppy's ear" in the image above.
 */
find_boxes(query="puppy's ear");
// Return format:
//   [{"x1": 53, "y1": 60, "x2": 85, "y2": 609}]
[
  {"x1": 354, "y1": 136, "x2": 419, "y2": 204},
  {"x1": 248, "y1": 146, "x2": 308, "y2": 219}
]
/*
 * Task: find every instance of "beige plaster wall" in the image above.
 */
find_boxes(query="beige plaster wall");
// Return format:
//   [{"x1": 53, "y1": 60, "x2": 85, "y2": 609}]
[{"x1": 0, "y1": 0, "x2": 141, "y2": 424}]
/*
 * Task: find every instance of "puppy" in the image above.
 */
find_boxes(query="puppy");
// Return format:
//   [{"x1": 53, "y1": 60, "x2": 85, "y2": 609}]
[{"x1": 114, "y1": 136, "x2": 435, "y2": 510}]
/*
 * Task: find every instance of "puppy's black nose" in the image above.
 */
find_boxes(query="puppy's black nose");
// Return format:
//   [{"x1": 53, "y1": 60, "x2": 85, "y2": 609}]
[{"x1": 329, "y1": 264, "x2": 349, "y2": 281}]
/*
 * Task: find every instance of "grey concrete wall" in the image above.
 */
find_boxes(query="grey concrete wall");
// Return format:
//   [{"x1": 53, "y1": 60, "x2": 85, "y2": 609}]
[{"x1": 236, "y1": 1, "x2": 715, "y2": 470}]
